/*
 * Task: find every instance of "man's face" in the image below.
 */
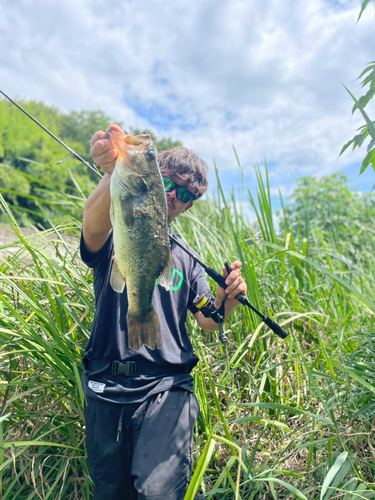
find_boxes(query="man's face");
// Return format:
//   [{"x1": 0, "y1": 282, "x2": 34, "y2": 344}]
[{"x1": 163, "y1": 172, "x2": 194, "y2": 223}]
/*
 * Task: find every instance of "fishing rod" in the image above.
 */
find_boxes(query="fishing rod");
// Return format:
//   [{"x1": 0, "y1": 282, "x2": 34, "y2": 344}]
[
  {"x1": 0, "y1": 90, "x2": 102, "y2": 178},
  {"x1": 2, "y1": 91, "x2": 287, "y2": 340},
  {"x1": 169, "y1": 233, "x2": 288, "y2": 340}
]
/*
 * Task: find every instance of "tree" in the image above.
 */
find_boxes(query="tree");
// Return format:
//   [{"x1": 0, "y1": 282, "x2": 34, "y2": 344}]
[
  {"x1": 0, "y1": 98, "x2": 183, "y2": 226},
  {"x1": 279, "y1": 173, "x2": 375, "y2": 261}
]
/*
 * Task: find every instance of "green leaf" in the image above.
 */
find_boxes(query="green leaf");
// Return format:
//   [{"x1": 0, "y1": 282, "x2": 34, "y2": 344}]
[
  {"x1": 184, "y1": 436, "x2": 217, "y2": 500},
  {"x1": 358, "y1": 62, "x2": 375, "y2": 80},
  {"x1": 0, "y1": 413, "x2": 11, "y2": 425},
  {"x1": 360, "y1": 148, "x2": 375, "y2": 175},
  {"x1": 346, "y1": 483, "x2": 370, "y2": 499},
  {"x1": 356, "y1": 130, "x2": 369, "y2": 148},
  {"x1": 339, "y1": 138, "x2": 355, "y2": 156},
  {"x1": 252, "y1": 477, "x2": 309, "y2": 500},
  {"x1": 332, "y1": 360, "x2": 375, "y2": 393},
  {"x1": 357, "y1": 0, "x2": 371, "y2": 21},
  {"x1": 3, "y1": 440, "x2": 80, "y2": 451},
  {"x1": 361, "y1": 68, "x2": 375, "y2": 88},
  {"x1": 351, "y1": 87, "x2": 375, "y2": 113},
  {"x1": 233, "y1": 402, "x2": 332, "y2": 425},
  {"x1": 367, "y1": 137, "x2": 375, "y2": 152},
  {"x1": 321, "y1": 452, "x2": 348, "y2": 500},
  {"x1": 326, "y1": 461, "x2": 353, "y2": 500},
  {"x1": 232, "y1": 416, "x2": 291, "y2": 432},
  {"x1": 344, "y1": 85, "x2": 375, "y2": 141}
]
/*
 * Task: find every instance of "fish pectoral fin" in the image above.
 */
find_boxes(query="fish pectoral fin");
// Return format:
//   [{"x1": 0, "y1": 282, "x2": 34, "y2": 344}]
[
  {"x1": 110, "y1": 200, "x2": 115, "y2": 227},
  {"x1": 157, "y1": 251, "x2": 174, "y2": 291},
  {"x1": 110, "y1": 257, "x2": 126, "y2": 293},
  {"x1": 122, "y1": 174, "x2": 149, "y2": 193}
]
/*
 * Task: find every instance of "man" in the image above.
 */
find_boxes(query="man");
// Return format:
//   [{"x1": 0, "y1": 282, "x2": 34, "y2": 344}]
[{"x1": 81, "y1": 124, "x2": 247, "y2": 500}]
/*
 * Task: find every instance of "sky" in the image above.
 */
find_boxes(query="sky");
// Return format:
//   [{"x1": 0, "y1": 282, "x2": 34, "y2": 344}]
[{"x1": 1, "y1": 0, "x2": 374, "y2": 216}]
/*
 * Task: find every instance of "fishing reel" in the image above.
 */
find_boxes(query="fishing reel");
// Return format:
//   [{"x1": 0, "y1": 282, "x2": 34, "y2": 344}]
[{"x1": 193, "y1": 294, "x2": 228, "y2": 344}]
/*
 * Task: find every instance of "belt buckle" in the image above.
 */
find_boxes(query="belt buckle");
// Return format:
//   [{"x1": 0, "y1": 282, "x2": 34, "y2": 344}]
[{"x1": 111, "y1": 361, "x2": 136, "y2": 376}]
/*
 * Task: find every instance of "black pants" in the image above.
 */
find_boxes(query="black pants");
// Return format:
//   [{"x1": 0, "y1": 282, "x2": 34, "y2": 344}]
[{"x1": 84, "y1": 389, "x2": 200, "y2": 500}]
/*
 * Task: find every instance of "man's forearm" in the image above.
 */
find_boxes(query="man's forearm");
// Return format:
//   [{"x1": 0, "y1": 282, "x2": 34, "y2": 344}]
[
  {"x1": 82, "y1": 174, "x2": 113, "y2": 252},
  {"x1": 194, "y1": 300, "x2": 238, "y2": 332}
]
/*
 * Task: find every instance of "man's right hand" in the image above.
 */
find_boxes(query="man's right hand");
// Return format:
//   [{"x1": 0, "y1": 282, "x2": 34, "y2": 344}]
[{"x1": 90, "y1": 124, "x2": 125, "y2": 175}]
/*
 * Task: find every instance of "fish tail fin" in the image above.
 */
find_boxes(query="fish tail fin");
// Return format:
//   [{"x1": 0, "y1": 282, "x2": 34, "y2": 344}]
[{"x1": 127, "y1": 307, "x2": 162, "y2": 351}]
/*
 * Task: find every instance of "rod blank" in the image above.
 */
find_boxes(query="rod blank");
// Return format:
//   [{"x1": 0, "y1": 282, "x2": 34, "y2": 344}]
[{"x1": 0, "y1": 90, "x2": 102, "y2": 178}]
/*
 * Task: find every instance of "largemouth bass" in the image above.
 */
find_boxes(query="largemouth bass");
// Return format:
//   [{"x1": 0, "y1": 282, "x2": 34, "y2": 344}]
[{"x1": 108, "y1": 131, "x2": 173, "y2": 351}]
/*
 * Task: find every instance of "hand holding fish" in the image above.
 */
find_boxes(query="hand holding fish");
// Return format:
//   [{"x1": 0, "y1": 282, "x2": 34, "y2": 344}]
[
  {"x1": 216, "y1": 261, "x2": 247, "y2": 315},
  {"x1": 90, "y1": 124, "x2": 124, "y2": 174}
]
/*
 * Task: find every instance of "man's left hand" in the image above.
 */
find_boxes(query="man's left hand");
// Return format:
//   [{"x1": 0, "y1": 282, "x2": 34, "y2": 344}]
[{"x1": 216, "y1": 260, "x2": 247, "y2": 313}]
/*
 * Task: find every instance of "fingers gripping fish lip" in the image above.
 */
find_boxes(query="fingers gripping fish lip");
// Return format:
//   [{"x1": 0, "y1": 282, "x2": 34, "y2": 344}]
[
  {"x1": 106, "y1": 130, "x2": 154, "y2": 176},
  {"x1": 106, "y1": 130, "x2": 141, "y2": 160},
  {"x1": 106, "y1": 130, "x2": 151, "y2": 151}
]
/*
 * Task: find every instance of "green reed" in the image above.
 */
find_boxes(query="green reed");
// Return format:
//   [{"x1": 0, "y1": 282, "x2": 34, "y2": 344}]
[{"x1": 0, "y1": 163, "x2": 374, "y2": 499}]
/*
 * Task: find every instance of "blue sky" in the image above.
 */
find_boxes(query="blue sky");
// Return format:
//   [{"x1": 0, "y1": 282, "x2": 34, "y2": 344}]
[{"x1": 0, "y1": 0, "x2": 374, "y2": 219}]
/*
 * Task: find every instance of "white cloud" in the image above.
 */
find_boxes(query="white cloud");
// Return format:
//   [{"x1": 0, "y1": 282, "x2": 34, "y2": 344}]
[{"x1": 0, "y1": 0, "x2": 373, "y2": 198}]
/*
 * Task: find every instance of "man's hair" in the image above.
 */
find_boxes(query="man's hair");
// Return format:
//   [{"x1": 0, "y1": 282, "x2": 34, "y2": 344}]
[{"x1": 157, "y1": 146, "x2": 208, "y2": 200}]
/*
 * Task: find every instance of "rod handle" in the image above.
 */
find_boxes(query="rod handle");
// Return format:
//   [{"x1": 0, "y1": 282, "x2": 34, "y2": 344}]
[
  {"x1": 205, "y1": 263, "x2": 249, "y2": 306},
  {"x1": 224, "y1": 261, "x2": 287, "y2": 339},
  {"x1": 223, "y1": 261, "x2": 249, "y2": 306},
  {"x1": 263, "y1": 316, "x2": 288, "y2": 339}
]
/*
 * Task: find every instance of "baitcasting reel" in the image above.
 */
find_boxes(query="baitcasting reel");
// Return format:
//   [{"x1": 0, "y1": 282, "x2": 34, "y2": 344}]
[{"x1": 193, "y1": 293, "x2": 228, "y2": 344}]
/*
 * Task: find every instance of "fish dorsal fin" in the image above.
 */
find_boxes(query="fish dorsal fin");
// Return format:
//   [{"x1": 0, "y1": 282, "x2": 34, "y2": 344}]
[
  {"x1": 110, "y1": 257, "x2": 126, "y2": 293},
  {"x1": 157, "y1": 251, "x2": 174, "y2": 291},
  {"x1": 134, "y1": 134, "x2": 151, "y2": 142}
]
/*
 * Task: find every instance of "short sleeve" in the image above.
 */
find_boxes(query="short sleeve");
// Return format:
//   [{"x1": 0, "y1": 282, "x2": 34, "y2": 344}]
[{"x1": 80, "y1": 231, "x2": 114, "y2": 269}]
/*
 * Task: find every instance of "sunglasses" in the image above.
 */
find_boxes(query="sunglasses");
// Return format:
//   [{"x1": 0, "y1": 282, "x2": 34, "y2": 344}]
[{"x1": 162, "y1": 177, "x2": 194, "y2": 204}]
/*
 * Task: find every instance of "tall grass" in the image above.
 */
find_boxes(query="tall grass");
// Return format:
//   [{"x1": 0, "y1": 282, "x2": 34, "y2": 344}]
[{"x1": 0, "y1": 164, "x2": 374, "y2": 499}]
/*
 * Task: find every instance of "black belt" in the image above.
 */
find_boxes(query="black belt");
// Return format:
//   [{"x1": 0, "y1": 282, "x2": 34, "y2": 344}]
[{"x1": 83, "y1": 359, "x2": 190, "y2": 377}]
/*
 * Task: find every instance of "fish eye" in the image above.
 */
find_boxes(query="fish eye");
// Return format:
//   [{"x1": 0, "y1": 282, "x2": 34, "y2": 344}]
[{"x1": 146, "y1": 150, "x2": 155, "y2": 161}]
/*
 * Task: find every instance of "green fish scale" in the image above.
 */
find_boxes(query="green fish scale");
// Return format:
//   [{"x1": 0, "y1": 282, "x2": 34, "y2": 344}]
[{"x1": 111, "y1": 169, "x2": 170, "y2": 318}]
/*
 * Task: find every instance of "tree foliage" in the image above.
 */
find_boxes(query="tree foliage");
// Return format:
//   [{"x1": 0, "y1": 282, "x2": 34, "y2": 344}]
[
  {"x1": 0, "y1": 98, "x2": 182, "y2": 226},
  {"x1": 279, "y1": 172, "x2": 375, "y2": 261}
]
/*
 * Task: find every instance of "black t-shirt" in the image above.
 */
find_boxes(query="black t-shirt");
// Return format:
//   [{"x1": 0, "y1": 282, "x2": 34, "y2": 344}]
[{"x1": 80, "y1": 229, "x2": 214, "y2": 404}]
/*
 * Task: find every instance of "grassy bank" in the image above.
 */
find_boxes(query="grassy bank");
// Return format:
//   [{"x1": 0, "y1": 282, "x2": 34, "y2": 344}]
[{"x1": 0, "y1": 167, "x2": 374, "y2": 499}]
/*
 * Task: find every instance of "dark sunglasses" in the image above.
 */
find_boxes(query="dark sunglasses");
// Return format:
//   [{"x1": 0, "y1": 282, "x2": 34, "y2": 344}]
[{"x1": 162, "y1": 177, "x2": 194, "y2": 204}]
